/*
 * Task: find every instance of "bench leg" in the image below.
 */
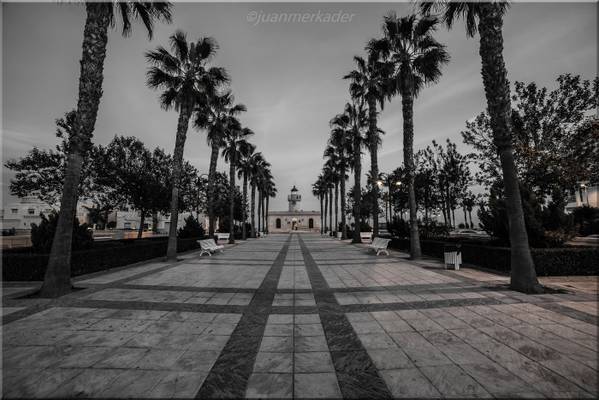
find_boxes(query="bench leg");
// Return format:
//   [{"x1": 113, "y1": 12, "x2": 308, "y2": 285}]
[
  {"x1": 200, "y1": 250, "x2": 211, "y2": 257},
  {"x1": 376, "y1": 249, "x2": 389, "y2": 256}
]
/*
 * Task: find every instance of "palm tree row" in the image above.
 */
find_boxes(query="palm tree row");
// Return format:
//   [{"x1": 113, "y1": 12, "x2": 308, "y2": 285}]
[
  {"x1": 318, "y1": 1, "x2": 542, "y2": 293},
  {"x1": 41, "y1": 2, "x2": 276, "y2": 297}
]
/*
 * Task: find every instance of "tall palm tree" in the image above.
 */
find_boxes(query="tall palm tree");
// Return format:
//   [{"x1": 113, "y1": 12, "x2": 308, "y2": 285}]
[
  {"x1": 237, "y1": 147, "x2": 258, "y2": 240},
  {"x1": 249, "y1": 154, "x2": 268, "y2": 238},
  {"x1": 372, "y1": 13, "x2": 449, "y2": 259},
  {"x1": 40, "y1": 2, "x2": 172, "y2": 298},
  {"x1": 343, "y1": 101, "x2": 367, "y2": 243},
  {"x1": 264, "y1": 180, "x2": 277, "y2": 234},
  {"x1": 312, "y1": 175, "x2": 326, "y2": 234},
  {"x1": 329, "y1": 114, "x2": 352, "y2": 239},
  {"x1": 223, "y1": 122, "x2": 254, "y2": 244},
  {"x1": 420, "y1": 1, "x2": 542, "y2": 293},
  {"x1": 195, "y1": 91, "x2": 246, "y2": 237},
  {"x1": 344, "y1": 54, "x2": 393, "y2": 237},
  {"x1": 146, "y1": 31, "x2": 228, "y2": 260}
]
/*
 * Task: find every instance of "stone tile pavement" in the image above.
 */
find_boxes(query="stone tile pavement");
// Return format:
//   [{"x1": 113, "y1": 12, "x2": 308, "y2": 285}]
[{"x1": 2, "y1": 233, "x2": 597, "y2": 398}]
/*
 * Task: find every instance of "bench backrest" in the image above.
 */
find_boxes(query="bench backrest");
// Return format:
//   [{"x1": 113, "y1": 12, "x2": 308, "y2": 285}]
[
  {"x1": 372, "y1": 237, "x2": 391, "y2": 249},
  {"x1": 216, "y1": 233, "x2": 230, "y2": 240},
  {"x1": 360, "y1": 231, "x2": 373, "y2": 240},
  {"x1": 199, "y1": 239, "x2": 219, "y2": 250}
]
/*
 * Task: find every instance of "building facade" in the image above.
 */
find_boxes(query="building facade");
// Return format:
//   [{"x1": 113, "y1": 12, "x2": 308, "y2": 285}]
[
  {"x1": 267, "y1": 186, "x2": 321, "y2": 233},
  {"x1": 1, "y1": 196, "x2": 89, "y2": 232}
]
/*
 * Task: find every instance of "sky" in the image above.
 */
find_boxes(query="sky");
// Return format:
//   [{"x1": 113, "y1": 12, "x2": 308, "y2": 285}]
[{"x1": 2, "y1": 2, "x2": 597, "y2": 213}]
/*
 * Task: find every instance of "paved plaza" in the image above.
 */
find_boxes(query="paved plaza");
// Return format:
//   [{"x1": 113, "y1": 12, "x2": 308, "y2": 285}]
[{"x1": 2, "y1": 234, "x2": 598, "y2": 398}]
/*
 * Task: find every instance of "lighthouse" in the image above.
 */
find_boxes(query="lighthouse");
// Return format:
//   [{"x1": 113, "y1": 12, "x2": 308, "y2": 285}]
[{"x1": 288, "y1": 185, "x2": 301, "y2": 212}]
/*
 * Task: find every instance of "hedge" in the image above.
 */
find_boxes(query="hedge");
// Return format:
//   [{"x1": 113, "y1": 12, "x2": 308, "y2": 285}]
[
  {"x1": 389, "y1": 238, "x2": 598, "y2": 276},
  {"x1": 2, "y1": 237, "x2": 201, "y2": 281}
]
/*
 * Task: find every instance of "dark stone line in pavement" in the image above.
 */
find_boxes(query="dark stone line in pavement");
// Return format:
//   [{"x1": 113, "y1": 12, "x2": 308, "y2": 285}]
[
  {"x1": 297, "y1": 235, "x2": 393, "y2": 399},
  {"x1": 535, "y1": 301, "x2": 598, "y2": 325},
  {"x1": 195, "y1": 235, "x2": 292, "y2": 399},
  {"x1": 113, "y1": 284, "x2": 257, "y2": 294},
  {"x1": 339, "y1": 296, "x2": 506, "y2": 313}
]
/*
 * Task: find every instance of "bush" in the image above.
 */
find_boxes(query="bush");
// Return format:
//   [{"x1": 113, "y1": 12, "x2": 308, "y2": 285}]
[
  {"x1": 572, "y1": 206, "x2": 599, "y2": 236},
  {"x1": 177, "y1": 215, "x2": 205, "y2": 239},
  {"x1": 2, "y1": 237, "x2": 200, "y2": 281},
  {"x1": 30, "y1": 212, "x2": 93, "y2": 253},
  {"x1": 388, "y1": 238, "x2": 598, "y2": 276}
]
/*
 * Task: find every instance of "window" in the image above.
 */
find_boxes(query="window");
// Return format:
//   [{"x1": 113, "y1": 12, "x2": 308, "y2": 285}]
[
  {"x1": 309, "y1": 218, "x2": 314, "y2": 229},
  {"x1": 11, "y1": 209, "x2": 18, "y2": 214},
  {"x1": 27, "y1": 208, "x2": 35, "y2": 215},
  {"x1": 276, "y1": 218, "x2": 281, "y2": 229}
]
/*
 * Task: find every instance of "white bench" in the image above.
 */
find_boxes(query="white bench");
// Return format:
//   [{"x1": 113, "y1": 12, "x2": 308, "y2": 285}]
[
  {"x1": 197, "y1": 239, "x2": 225, "y2": 256},
  {"x1": 216, "y1": 232, "x2": 230, "y2": 242},
  {"x1": 367, "y1": 237, "x2": 391, "y2": 256},
  {"x1": 444, "y1": 248, "x2": 462, "y2": 270},
  {"x1": 360, "y1": 231, "x2": 373, "y2": 243}
]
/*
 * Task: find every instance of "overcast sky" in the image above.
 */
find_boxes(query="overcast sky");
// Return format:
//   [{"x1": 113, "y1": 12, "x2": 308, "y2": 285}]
[{"x1": 2, "y1": 2, "x2": 597, "y2": 212}]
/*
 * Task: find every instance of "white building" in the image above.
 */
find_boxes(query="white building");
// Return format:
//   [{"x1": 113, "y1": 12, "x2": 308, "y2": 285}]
[
  {"x1": 1, "y1": 196, "x2": 89, "y2": 232},
  {"x1": 267, "y1": 186, "x2": 321, "y2": 233},
  {"x1": 109, "y1": 207, "x2": 206, "y2": 233},
  {"x1": 565, "y1": 184, "x2": 598, "y2": 212}
]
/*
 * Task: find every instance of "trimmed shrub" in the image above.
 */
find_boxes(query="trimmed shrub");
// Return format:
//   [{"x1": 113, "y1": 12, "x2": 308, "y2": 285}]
[
  {"x1": 2, "y1": 237, "x2": 200, "y2": 281},
  {"x1": 30, "y1": 212, "x2": 93, "y2": 253},
  {"x1": 177, "y1": 215, "x2": 205, "y2": 239},
  {"x1": 389, "y1": 238, "x2": 598, "y2": 276}
]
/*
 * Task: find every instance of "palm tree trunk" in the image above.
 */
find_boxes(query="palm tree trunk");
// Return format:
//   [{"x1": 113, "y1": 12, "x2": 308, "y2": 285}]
[
  {"x1": 340, "y1": 164, "x2": 347, "y2": 240},
  {"x1": 401, "y1": 88, "x2": 421, "y2": 259},
  {"x1": 478, "y1": 4, "x2": 540, "y2": 293},
  {"x1": 328, "y1": 187, "x2": 333, "y2": 235},
  {"x1": 324, "y1": 190, "x2": 328, "y2": 233},
  {"x1": 261, "y1": 194, "x2": 266, "y2": 233},
  {"x1": 251, "y1": 183, "x2": 256, "y2": 238},
  {"x1": 242, "y1": 172, "x2": 248, "y2": 240},
  {"x1": 265, "y1": 196, "x2": 270, "y2": 233},
  {"x1": 137, "y1": 211, "x2": 145, "y2": 239},
  {"x1": 319, "y1": 195, "x2": 324, "y2": 234},
  {"x1": 166, "y1": 102, "x2": 192, "y2": 260},
  {"x1": 228, "y1": 153, "x2": 236, "y2": 244},
  {"x1": 368, "y1": 96, "x2": 379, "y2": 237},
  {"x1": 334, "y1": 180, "x2": 339, "y2": 233},
  {"x1": 207, "y1": 143, "x2": 220, "y2": 237},
  {"x1": 352, "y1": 132, "x2": 362, "y2": 244},
  {"x1": 40, "y1": 3, "x2": 111, "y2": 298},
  {"x1": 468, "y1": 210, "x2": 473, "y2": 229},
  {"x1": 257, "y1": 190, "x2": 261, "y2": 235}
]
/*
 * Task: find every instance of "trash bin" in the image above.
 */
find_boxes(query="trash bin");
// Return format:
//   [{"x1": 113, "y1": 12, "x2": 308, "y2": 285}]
[
  {"x1": 337, "y1": 232, "x2": 342, "y2": 239},
  {"x1": 443, "y1": 244, "x2": 462, "y2": 270}
]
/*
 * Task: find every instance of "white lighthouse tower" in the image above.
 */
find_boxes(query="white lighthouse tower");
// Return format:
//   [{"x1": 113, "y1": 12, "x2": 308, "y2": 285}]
[{"x1": 288, "y1": 185, "x2": 301, "y2": 212}]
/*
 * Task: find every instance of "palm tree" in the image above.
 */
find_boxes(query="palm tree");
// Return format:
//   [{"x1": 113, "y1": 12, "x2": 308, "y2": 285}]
[
  {"x1": 264, "y1": 181, "x2": 277, "y2": 234},
  {"x1": 372, "y1": 13, "x2": 449, "y2": 259},
  {"x1": 312, "y1": 175, "x2": 326, "y2": 234},
  {"x1": 420, "y1": 1, "x2": 542, "y2": 293},
  {"x1": 343, "y1": 101, "x2": 367, "y2": 243},
  {"x1": 329, "y1": 114, "x2": 352, "y2": 239},
  {"x1": 146, "y1": 31, "x2": 228, "y2": 260},
  {"x1": 249, "y1": 154, "x2": 267, "y2": 238},
  {"x1": 344, "y1": 54, "x2": 393, "y2": 237},
  {"x1": 237, "y1": 147, "x2": 258, "y2": 240},
  {"x1": 40, "y1": 2, "x2": 172, "y2": 298},
  {"x1": 223, "y1": 122, "x2": 254, "y2": 244},
  {"x1": 195, "y1": 91, "x2": 246, "y2": 237}
]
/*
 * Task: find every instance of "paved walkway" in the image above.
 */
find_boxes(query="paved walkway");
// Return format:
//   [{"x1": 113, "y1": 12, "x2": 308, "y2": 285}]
[{"x1": 2, "y1": 234, "x2": 597, "y2": 398}]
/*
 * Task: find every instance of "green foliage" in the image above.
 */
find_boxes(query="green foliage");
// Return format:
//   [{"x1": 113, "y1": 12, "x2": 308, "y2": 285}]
[
  {"x1": 177, "y1": 215, "x2": 205, "y2": 239},
  {"x1": 30, "y1": 212, "x2": 93, "y2": 253},
  {"x1": 463, "y1": 74, "x2": 598, "y2": 204}
]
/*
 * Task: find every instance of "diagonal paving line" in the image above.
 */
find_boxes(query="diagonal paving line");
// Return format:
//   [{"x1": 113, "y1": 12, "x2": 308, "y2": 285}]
[
  {"x1": 195, "y1": 235, "x2": 292, "y2": 398},
  {"x1": 298, "y1": 235, "x2": 393, "y2": 399}
]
